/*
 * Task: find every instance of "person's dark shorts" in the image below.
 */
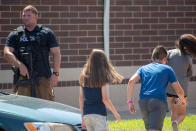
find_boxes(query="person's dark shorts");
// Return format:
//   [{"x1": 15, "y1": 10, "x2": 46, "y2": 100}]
[{"x1": 139, "y1": 98, "x2": 168, "y2": 131}]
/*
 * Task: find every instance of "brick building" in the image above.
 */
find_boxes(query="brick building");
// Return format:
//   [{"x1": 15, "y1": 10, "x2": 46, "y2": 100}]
[{"x1": 0, "y1": 0, "x2": 196, "y2": 110}]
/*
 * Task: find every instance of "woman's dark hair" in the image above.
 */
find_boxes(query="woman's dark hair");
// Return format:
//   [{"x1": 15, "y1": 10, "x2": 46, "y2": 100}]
[{"x1": 177, "y1": 34, "x2": 196, "y2": 56}]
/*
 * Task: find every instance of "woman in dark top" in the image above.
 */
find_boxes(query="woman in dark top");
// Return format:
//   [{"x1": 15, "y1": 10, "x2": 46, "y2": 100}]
[
  {"x1": 79, "y1": 49, "x2": 123, "y2": 131},
  {"x1": 167, "y1": 34, "x2": 196, "y2": 131}
]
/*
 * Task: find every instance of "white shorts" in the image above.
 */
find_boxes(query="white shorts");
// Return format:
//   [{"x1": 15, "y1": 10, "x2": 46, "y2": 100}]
[{"x1": 83, "y1": 114, "x2": 109, "y2": 131}]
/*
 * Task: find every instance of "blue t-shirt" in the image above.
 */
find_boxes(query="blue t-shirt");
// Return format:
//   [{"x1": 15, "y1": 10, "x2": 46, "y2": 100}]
[
  {"x1": 5, "y1": 25, "x2": 59, "y2": 77},
  {"x1": 82, "y1": 87, "x2": 106, "y2": 116},
  {"x1": 136, "y1": 62, "x2": 178, "y2": 103}
]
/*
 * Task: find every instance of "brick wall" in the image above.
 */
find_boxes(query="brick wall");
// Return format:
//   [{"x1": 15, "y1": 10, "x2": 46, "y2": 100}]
[{"x1": 0, "y1": 0, "x2": 196, "y2": 86}]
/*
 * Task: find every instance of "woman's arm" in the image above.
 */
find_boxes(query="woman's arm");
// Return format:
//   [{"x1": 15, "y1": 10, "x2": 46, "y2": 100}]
[
  {"x1": 172, "y1": 81, "x2": 186, "y2": 105},
  {"x1": 101, "y1": 84, "x2": 120, "y2": 122},
  {"x1": 79, "y1": 86, "x2": 86, "y2": 129}
]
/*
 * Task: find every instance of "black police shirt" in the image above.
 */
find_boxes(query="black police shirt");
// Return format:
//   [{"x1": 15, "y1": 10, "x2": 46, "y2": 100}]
[{"x1": 5, "y1": 25, "x2": 59, "y2": 78}]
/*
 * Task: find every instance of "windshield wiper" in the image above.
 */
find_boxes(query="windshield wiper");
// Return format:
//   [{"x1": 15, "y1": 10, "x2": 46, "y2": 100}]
[{"x1": 0, "y1": 91, "x2": 10, "y2": 95}]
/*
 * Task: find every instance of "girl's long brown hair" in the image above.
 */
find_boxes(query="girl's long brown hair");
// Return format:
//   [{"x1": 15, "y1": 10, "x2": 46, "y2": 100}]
[
  {"x1": 177, "y1": 34, "x2": 196, "y2": 57},
  {"x1": 80, "y1": 49, "x2": 124, "y2": 88}
]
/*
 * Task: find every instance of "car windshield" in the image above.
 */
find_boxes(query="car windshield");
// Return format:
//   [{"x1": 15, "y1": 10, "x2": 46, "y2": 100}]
[{"x1": 0, "y1": 94, "x2": 80, "y2": 114}]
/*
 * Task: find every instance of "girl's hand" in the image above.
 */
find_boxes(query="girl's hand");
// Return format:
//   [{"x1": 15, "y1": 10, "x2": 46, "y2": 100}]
[
  {"x1": 114, "y1": 113, "x2": 121, "y2": 123},
  {"x1": 82, "y1": 117, "x2": 87, "y2": 130}
]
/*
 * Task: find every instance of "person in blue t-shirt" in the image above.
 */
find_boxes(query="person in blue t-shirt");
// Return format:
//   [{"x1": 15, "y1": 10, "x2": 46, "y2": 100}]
[
  {"x1": 127, "y1": 45, "x2": 186, "y2": 131},
  {"x1": 79, "y1": 49, "x2": 123, "y2": 131}
]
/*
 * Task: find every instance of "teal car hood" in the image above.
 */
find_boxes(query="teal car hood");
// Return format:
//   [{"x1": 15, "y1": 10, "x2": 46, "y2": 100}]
[{"x1": 0, "y1": 94, "x2": 81, "y2": 125}]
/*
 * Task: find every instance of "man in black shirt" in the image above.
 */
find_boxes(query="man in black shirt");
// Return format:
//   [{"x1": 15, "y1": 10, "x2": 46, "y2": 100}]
[{"x1": 4, "y1": 5, "x2": 61, "y2": 101}]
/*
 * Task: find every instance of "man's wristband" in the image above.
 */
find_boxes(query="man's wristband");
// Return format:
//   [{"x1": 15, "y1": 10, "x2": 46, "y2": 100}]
[{"x1": 127, "y1": 100, "x2": 133, "y2": 104}]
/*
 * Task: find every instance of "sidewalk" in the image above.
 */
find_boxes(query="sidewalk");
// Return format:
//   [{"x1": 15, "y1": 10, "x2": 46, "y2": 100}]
[{"x1": 107, "y1": 107, "x2": 196, "y2": 121}]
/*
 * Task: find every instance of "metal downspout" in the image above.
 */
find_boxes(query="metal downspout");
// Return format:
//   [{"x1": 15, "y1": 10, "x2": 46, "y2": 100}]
[
  {"x1": 104, "y1": 0, "x2": 110, "y2": 95},
  {"x1": 104, "y1": 0, "x2": 110, "y2": 57}
]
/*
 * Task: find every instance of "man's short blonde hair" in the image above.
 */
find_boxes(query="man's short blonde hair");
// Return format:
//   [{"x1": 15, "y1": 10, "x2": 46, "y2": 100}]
[{"x1": 23, "y1": 5, "x2": 38, "y2": 15}]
